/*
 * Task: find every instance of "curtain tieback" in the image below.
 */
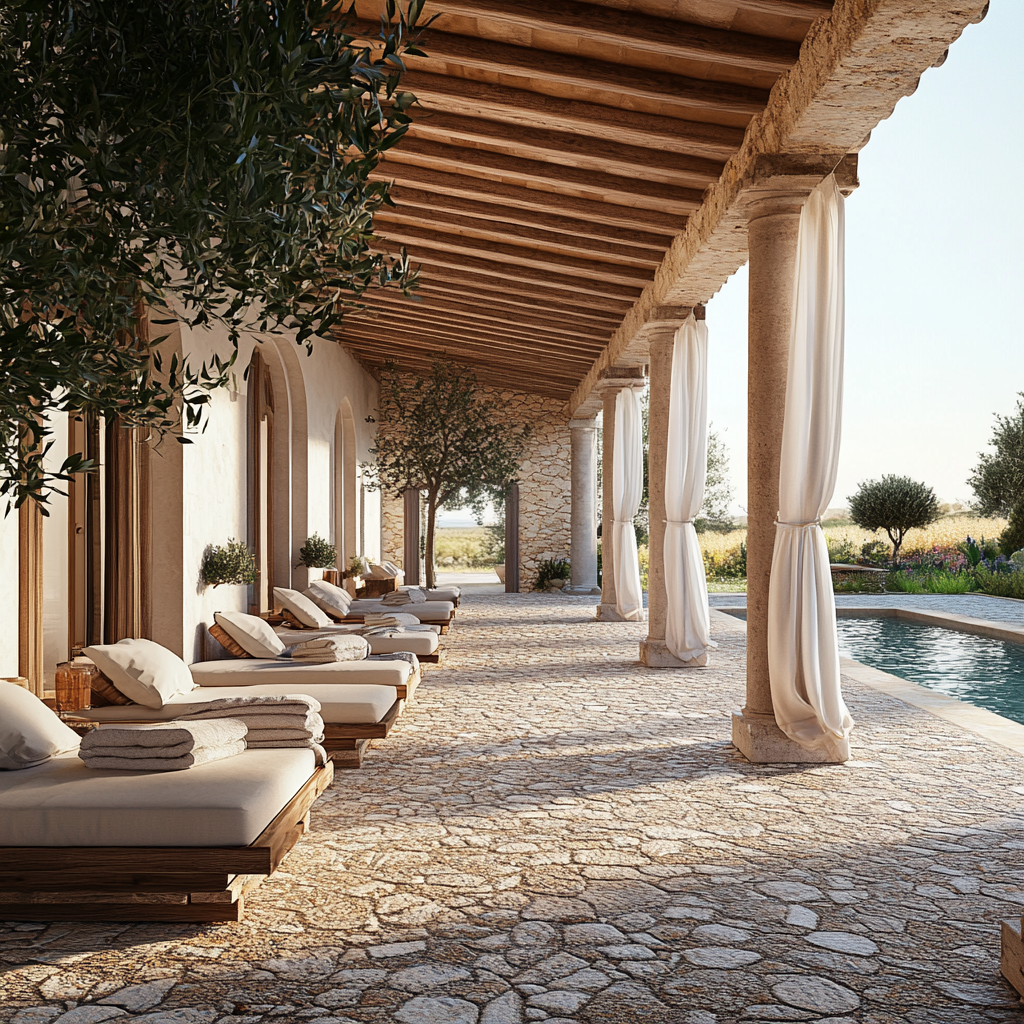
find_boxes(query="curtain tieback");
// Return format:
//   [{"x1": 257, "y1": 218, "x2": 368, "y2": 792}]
[
  {"x1": 609, "y1": 518, "x2": 633, "y2": 527},
  {"x1": 662, "y1": 519, "x2": 695, "y2": 526},
  {"x1": 776, "y1": 518, "x2": 821, "y2": 528}
]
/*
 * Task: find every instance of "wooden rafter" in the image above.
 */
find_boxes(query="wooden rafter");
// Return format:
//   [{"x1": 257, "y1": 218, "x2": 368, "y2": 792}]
[{"x1": 338, "y1": 0, "x2": 833, "y2": 395}]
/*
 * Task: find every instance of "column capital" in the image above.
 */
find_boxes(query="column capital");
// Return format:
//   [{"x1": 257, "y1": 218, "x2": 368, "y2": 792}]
[
  {"x1": 742, "y1": 152, "x2": 859, "y2": 221},
  {"x1": 568, "y1": 417, "x2": 599, "y2": 431}
]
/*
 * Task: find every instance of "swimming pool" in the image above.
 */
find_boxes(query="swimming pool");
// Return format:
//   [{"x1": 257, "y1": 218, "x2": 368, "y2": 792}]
[{"x1": 835, "y1": 616, "x2": 1024, "y2": 726}]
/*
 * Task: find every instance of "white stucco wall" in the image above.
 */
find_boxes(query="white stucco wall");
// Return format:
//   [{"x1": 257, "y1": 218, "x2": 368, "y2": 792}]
[{"x1": 0, "y1": 505, "x2": 19, "y2": 677}]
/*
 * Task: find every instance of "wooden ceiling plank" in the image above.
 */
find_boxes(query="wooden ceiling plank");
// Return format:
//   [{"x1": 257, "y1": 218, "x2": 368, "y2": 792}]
[
  {"x1": 375, "y1": 242, "x2": 643, "y2": 303},
  {"x1": 359, "y1": 294, "x2": 611, "y2": 344},
  {"x1": 729, "y1": 0, "x2": 832, "y2": 17},
  {"x1": 413, "y1": 280, "x2": 624, "y2": 328},
  {"x1": 372, "y1": 164, "x2": 686, "y2": 233},
  {"x1": 338, "y1": 330, "x2": 591, "y2": 377},
  {"x1": 350, "y1": 306, "x2": 608, "y2": 355},
  {"x1": 406, "y1": 72, "x2": 746, "y2": 161},
  {"x1": 355, "y1": 22, "x2": 770, "y2": 118},
  {"x1": 422, "y1": 0, "x2": 801, "y2": 74},
  {"x1": 376, "y1": 208, "x2": 663, "y2": 269},
  {"x1": 408, "y1": 111, "x2": 725, "y2": 188},
  {"x1": 376, "y1": 225, "x2": 654, "y2": 287},
  {"x1": 383, "y1": 140, "x2": 705, "y2": 214},
  {"x1": 387, "y1": 187, "x2": 673, "y2": 249},
  {"x1": 412, "y1": 272, "x2": 631, "y2": 320}
]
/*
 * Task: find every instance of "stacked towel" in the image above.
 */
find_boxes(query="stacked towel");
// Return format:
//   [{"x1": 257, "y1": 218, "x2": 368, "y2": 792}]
[
  {"x1": 363, "y1": 612, "x2": 422, "y2": 628},
  {"x1": 79, "y1": 719, "x2": 247, "y2": 771},
  {"x1": 381, "y1": 587, "x2": 427, "y2": 606},
  {"x1": 178, "y1": 694, "x2": 326, "y2": 762},
  {"x1": 369, "y1": 651, "x2": 420, "y2": 672},
  {"x1": 287, "y1": 635, "x2": 368, "y2": 663}
]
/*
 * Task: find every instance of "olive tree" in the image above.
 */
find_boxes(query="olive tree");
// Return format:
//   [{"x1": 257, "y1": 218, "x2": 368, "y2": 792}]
[
  {"x1": 847, "y1": 474, "x2": 941, "y2": 563},
  {"x1": 968, "y1": 393, "x2": 1024, "y2": 553},
  {"x1": 0, "y1": 0, "x2": 427, "y2": 509},
  {"x1": 368, "y1": 360, "x2": 531, "y2": 589}
]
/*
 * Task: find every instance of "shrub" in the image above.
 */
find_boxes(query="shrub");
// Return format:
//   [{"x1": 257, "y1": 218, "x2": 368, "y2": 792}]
[
  {"x1": 703, "y1": 541, "x2": 747, "y2": 580},
  {"x1": 826, "y1": 537, "x2": 858, "y2": 564},
  {"x1": 201, "y1": 539, "x2": 257, "y2": 587},
  {"x1": 298, "y1": 533, "x2": 336, "y2": 569},
  {"x1": 885, "y1": 570, "x2": 927, "y2": 594},
  {"x1": 860, "y1": 540, "x2": 889, "y2": 565},
  {"x1": 974, "y1": 565, "x2": 1024, "y2": 599},
  {"x1": 535, "y1": 557, "x2": 570, "y2": 591},
  {"x1": 847, "y1": 475, "x2": 941, "y2": 563},
  {"x1": 638, "y1": 545, "x2": 649, "y2": 591},
  {"x1": 1000, "y1": 505, "x2": 1024, "y2": 557}
]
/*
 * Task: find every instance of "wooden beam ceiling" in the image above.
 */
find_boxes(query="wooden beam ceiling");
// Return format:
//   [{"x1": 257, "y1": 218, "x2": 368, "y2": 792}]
[{"x1": 336, "y1": 0, "x2": 834, "y2": 397}]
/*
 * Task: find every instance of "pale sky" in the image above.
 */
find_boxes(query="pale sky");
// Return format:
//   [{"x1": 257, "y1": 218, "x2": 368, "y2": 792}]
[{"x1": 706, "y1": 0, "x2": 1024, "y2": 514}]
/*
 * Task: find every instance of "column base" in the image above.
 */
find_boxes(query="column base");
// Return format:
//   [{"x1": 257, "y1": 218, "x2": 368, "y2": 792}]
[
  {"x1": 731, "y1": 710, "x2": 850, "y2": 764},
  {"x1": 596, "y1": 603, "x2": 643, "y2": 622},
  {"x1": 564, "y1": 585, "x2": 602, "y2": 595},
  {"x1": 639, "y1": 639, "x2": 708, "y2": 668}
]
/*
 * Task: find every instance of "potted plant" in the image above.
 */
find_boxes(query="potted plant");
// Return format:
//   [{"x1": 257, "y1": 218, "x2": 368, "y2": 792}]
[
  {"x1": 298, "y1": 533, "x2": 337, "y2": 569},
  {"x1": 535, "y1": 557, "x2": 570, "y2": 592},
  {"x1": 201, "y1": 540, "x2": 257, "y2": 588}
]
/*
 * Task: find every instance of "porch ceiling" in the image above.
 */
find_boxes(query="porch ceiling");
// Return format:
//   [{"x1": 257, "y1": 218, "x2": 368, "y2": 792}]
[{"x1": 335, "y1": 0, "x2": 831, "y2": 398}]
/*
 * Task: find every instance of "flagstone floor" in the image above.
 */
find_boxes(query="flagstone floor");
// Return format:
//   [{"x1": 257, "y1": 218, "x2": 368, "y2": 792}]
[{"x1": 3, "y1": 594, "x2": 1024, "y2": 1024}]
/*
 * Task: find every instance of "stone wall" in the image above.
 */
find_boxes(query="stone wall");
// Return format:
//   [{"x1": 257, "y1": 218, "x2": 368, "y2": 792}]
[
  {"x1": 508, "y1": 390, "x2": 572, "y2": 592},
  {"x1": 380, "y1": 491, "x2": 404, "y2": 569}
]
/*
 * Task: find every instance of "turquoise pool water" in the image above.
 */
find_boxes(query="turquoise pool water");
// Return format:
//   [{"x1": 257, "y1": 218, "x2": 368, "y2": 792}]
[{"x1": 836, "y1": 616, "x2": 1024, "y2": 726}]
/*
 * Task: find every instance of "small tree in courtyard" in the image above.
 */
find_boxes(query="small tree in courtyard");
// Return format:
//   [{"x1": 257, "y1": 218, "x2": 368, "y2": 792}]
[
  {"x1": 847, "y1": 475, "x2": 941, "y2": 563},
  {"x1": 368, "y1": 361, "x2": 531, "y2": 589},
  {"x1": 968, "y1": 393, "x2": 1024, "y2": 554}
]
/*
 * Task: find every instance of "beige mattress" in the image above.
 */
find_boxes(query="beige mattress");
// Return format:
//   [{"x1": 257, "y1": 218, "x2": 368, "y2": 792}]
[
  {"x1": 0, "y1": 749, "x2": 316, "y2": 847},
  {"x1": 348, "y1": 599, "x2": 454, "y2": 622},
  {"x1": 69, "y1": 682, "x2": 398, "y2": 725},
  {"x1": 190, "y1": 657, "x2": 411, "y2": 689},
  {"x1": 276, "y1": 627, "x2": 439, "y2": 657},
  {"x1": 408, "y1": 587, "x2": 459, "y2": 602}
]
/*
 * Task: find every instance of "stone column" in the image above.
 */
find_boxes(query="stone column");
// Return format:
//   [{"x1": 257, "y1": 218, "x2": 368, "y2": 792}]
[
  {"x1": 565, "y1": 418, "x2": 600, "y2": 594},
  {"x1": 639, "y1": 322, "x2": 703, "y2": 667},
  {"x1": 596, "y1": 386, "x2": 620, "y2": 619},
  {"x1": 732, "y1": 190, "x2": 840, "y2": 762}
]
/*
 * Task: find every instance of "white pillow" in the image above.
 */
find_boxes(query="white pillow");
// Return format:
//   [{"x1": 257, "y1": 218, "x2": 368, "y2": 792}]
[
  {"x1": 275, "y1": 586, "x2": 332, "y2": 628},
  {"x1": 305, "y1": 579, "x2": 352, "y2": 619},
  {"x1": 0, "y1": 682, "x2": 81, "y2": 769},
  {"x1": 214, "y1": 610, "x2": 286, "y2": 659},
  {"x1": 83, "y1": 639, "x2": 197, "y2": 709},
  {"x1": 367, "y1": 563, "x2": 393, "y2": 579}
]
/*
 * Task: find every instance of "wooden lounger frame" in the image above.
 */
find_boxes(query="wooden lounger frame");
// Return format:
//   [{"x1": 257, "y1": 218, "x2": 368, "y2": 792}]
[
  {"x1": 1002, "y1": 917, "x2": 1024, "y2": 998},
  {"x1": 0, "y1": 761, "x2": 334, "y2": 923}
]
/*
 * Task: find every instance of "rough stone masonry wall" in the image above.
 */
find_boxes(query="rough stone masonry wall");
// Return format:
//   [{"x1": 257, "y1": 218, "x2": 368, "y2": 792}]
[
  {"x1": 503, "y1": 389, "x2": 571, "y2": 592},
  {"x1": 371, "y1": 387, "x2": 571, "y2": 592}
]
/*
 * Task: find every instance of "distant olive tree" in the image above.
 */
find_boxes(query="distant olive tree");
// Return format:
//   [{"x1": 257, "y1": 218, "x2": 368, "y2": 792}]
[
  {"x1": 368, "y1": 360, "x2": 531, "y2": 589},
  {"x1": 848, "y1": 475, "x2": 941, "y2": 563},
  {"x1": 968, "y1": 393, "x2": 1024, "y2": 554}
]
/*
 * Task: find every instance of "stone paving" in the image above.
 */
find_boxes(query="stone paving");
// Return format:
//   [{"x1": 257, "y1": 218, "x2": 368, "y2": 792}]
[
  {"x1": 3, "y1": 593, "x2": 1024, "y2": 1024},
  {"x1": 709, "y1": 593, "x2": 1024, "y2": 627}
]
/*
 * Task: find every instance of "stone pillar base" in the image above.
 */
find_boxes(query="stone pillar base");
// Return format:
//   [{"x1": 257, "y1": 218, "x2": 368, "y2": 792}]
[
  {"x1": 639, "y1": 639, "x2": 709, "y2": 668},
  {"x1": 596, "y1": 603, "x2": 643, "y2": 622},
  {"x1": 731, "y1": 710, "x2": 850, "y2": 764},
  {"x1": 564, "y1": 585, "x2": 602, "y2": 596}
]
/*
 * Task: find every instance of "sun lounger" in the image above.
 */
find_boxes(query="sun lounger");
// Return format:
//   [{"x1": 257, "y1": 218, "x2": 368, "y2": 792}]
[
  {"x1": 346, "y1": 599, "x2": 455, "y2": 631},
  {"x1": 271, "y1": 624, "x2": 443, "y2": 663},
  {"x1": 61, "y1": 656, "x2": 408, "y2": 768},
  {"x1": 0, "y1": 748, "x2": 333, "y2": 922}
]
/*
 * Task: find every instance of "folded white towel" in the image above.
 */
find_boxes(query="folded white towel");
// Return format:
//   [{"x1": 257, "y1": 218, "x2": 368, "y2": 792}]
[
  {"x1": 363, "y1": 612, "x2": 421, "y2": 628},
  {"x1": 80, "y1": 719, "x2": 247, "y2": 752},
  {"x1": 80, "y1": 738, "x2": 246, "y2": 772},
  {"x1": 382, "y1": 587, "x2": 428, "y2": 606},
  {"x1": 287, "y1": 635, "x2": 368, "y2": 663},
  {"x1": 177, "y1": 694, "x2": 325, "y2": 744},
  {"x1": 368, "y1": 651, "x2": 419, "y2": 671}
]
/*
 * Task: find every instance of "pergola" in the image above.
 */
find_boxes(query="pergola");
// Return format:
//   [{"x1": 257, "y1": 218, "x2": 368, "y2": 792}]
[{"x1": 335, "y1": 0, "x2": 989, "y2": 763}]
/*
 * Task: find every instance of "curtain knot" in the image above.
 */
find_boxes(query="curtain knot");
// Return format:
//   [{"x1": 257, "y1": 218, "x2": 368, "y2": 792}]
[{"x1": 776, "y1": 518, "x2": 821, "y2": 529}]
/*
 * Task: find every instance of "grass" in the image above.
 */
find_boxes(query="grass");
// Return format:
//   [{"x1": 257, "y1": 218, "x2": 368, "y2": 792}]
[{"x1": 433, "y1": 526, "x2": 501, "y2": 570}]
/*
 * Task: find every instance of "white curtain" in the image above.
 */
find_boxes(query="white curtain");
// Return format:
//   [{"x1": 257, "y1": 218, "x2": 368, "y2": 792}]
[
  {"x1": 664, "y1": 315, "x2": 715, "y2": 664},
  {"x1": 611, "y1": 386, "x2": 644, "y2": 621},
  {"x1": 768, "y1": 175, "x2": 854, "y2": 754}
]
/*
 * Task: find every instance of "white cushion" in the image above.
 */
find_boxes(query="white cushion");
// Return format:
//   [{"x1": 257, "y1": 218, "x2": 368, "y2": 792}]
[
  {"x1": 0, "y1": 683, "x2": 81, "y2": 769},
  {"x1": 83, "y1": 639, "x2": 197, "y2": 709},
  {"x1": 214, "y1": 610, "x2": 286, "y2": 659},
  {"x1": 305, "y1": 579, "x2": 353, "y2": 619},
  {"x1": 367, "y1": 563, "x2": 395, "y2": 579},
  {"x1": 275, "y1": 585, "x2": 332, "y2": 628},
  {"x1": 0, "y1": 749, "x2": 316, "y2": 846},
  {"x1": 189, "y1": 657, "x2": 411, "y2": 690}
]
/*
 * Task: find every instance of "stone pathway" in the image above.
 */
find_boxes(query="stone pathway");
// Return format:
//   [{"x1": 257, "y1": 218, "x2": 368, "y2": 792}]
[
  {"x1": 709, "y1": 592, "x2": 1024, "y2": 627},
  {"x1": 3, "y1": 594, "x2": 1024, "y2": 1024}
]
